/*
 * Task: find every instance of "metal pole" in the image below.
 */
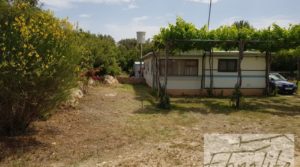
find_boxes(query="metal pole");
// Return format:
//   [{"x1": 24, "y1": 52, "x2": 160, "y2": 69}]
[
  {"x1": 207, "y1": 0, "x2": 213, "y2": 95},
  {"x1": 207, "y1": 0, "x2": 212, "y2": 30},
  {"x1": 140, "y1": 43, "x2": 143, "y2": 77},
  {"x1": 137, "y1": 31, "x2": 145, "y2": 78},
  {"x1": 164, "y1": 44, "x2": 169, "y2": 94}
]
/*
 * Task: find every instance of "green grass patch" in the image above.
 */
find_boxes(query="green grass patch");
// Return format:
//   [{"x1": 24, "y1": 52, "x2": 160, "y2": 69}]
[{"x1": 127, "y1": 85, "x2": 300, "y2": 134}]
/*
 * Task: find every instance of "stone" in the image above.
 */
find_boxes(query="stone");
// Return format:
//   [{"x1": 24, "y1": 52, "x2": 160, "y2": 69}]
[{"x1": 103, "y1": 75, "x2": 119, "y2": 85}]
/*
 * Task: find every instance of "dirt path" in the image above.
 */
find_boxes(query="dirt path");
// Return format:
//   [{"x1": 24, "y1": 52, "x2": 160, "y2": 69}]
[
  {"x1": 0, "y1": 86, "x2": 140, "y2": 167},
  {"x1": 0, "y1": 85, "x2": 299, "y2": 167}
]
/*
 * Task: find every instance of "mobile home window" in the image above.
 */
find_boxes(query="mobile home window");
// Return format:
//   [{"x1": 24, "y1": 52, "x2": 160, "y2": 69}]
[
  {"x1": 218, "y1": 59, "x2": 237, "y2": 72},
  {"x1": 159, "y1": 59, "x2": 198, "y2": 76}
]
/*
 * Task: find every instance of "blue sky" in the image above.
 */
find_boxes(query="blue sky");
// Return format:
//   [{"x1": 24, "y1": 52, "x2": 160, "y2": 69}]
[{"x1": 40, "y1": 0, "x2": 300, "y2": 41}]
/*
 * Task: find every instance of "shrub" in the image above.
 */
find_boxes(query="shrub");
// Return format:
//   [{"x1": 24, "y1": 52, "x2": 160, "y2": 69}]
[{"x1": 0, "y1": 2, "x2": 80, "y2": 136}]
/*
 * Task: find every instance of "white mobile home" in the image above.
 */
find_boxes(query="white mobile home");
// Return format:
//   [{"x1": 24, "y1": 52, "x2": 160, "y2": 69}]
[{"x1": 143, "y1": 51, "x2": 267, "y2": 96}]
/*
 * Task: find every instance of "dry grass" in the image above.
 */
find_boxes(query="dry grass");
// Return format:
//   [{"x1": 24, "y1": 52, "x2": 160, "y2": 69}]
[{"x1": 0, "y1": 84, "x2": 299, "y2": 166}]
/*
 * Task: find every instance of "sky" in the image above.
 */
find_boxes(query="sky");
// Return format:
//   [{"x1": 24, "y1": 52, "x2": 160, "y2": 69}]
[{"x1": 40, "y1": 0, "x2": 300, "y2": 42}]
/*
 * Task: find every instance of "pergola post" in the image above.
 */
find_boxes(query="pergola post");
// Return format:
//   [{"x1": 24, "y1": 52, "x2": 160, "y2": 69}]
[
  {"x1": 201, "y1": 52, "x2": 206, "y2": 89},
  {"x1": 208, "y1": 48, "x2": 214, "y2": 96},
  {"x1": 265, "y1": 51, "x2": 271, "y2": 95},
  {"x1": 237, "y1": 40, "x2": 245, "y2": 87},
  {"x1": 235, "y1": 40, "x2": 245, "y2": 109},
  {"x1": 164, "y1": 43, "x2": 169, "y2": 95},
  {"x1": 157, "y1": 43, "x2": 171, "y2": 109}
]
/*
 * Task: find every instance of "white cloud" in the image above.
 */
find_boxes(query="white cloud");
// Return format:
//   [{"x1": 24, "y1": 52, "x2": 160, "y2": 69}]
[
  {"x1": 101, "y1": 14, "x2": 180, "y2": 41},
  {"x1": 127, "y1": 3, "x2": 138, "y2": 9},
  {"x1": 251, "y1": 16, "x2": 299, "y2": 29},
  {"x1": 40, "y1": 0, "x2": 72, "y2": 9},
  {"x1": 79, "y1": 14, "x2": 92, "y2": 18},
  {"x1": 103, "y1": 16, "x2": 161, "y2": 41},
  {"x1": 219, "y1": 15, "x2": 299, "y2": 29},
  {"x1": 74, "y1": 13, "x2": 176, "y2": 42},
  {"x1": 40, "y1": 0, "x2": 136, "y2": 9},
  {"x1": 132, "y1": 16, "x2": 149, "y2": 23},
  {"x1": 185, "y1": 0, "x2": 219, "y2": 4},
  {"x1": 105, "y1": 24, "x2": 160, "y2": 42}
]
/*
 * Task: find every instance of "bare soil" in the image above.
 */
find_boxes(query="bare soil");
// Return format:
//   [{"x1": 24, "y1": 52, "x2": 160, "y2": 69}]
[{"x1": 0, "y1": 84, "x2": 299, "y2": 167}]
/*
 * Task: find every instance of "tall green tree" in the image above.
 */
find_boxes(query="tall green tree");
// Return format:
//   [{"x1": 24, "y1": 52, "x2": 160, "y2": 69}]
[
  {"x1": 74, "y1": 30, "x2": 121, "y2": 76},
  {"x1": 233, "y1": 20, "x2": 252, "y2": 29},
  {"x1": 117, "y1": 38, "x2": 153, "y2": 73}
]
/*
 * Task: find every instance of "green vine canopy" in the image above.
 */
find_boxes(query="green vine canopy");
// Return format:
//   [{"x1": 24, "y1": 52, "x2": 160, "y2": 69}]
[{"x1": 153, "y1": 17, "x2": 300, "y2": 52}]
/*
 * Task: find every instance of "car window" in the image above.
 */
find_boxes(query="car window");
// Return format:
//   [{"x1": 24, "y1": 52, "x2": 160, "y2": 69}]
[
  {"x1": 274, "y1": 74, "x2": 287, "y2": 81},
  {"x1": 269, "y1": 75, "x2": 281, "y2": 81}
]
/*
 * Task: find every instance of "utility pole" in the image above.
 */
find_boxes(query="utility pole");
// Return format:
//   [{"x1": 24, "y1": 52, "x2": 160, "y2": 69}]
[
  {"x1": 136, "y1": 31, "x2": 146, "y2": 78},
  {"x1": 140, "y1": 43, "x2": 143, "y2": 77},
  {"x1": 207, "y1": 0, "x2": 212, "y2": 30},
  {"x1": 207, "y1": 0, "x2": 214, "y2": 96}
]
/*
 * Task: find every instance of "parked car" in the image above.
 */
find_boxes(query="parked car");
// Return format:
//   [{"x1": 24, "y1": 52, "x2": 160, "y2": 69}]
[{"x1": 269, "y1": 73, "x2": 297, "y2": 94}]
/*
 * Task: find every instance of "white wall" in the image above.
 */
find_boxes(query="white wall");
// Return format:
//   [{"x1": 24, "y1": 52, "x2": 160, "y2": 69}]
[
  {"x1": 203, "y1": 55, "x2": 266, "y2": 88},
  {"x1": 143, "y1": 52, "x2": 266, "y2": 89},
  {"x1": 159, "y1": 76, "x2": 202, "y2": 89},
  {"x1": 143, "y1": 58, "x2": 153, "y2": 87}
]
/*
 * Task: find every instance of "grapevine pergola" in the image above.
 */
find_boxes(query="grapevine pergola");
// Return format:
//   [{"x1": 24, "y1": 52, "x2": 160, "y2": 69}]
[
  {"x1": 161, "y1": 39, "x2": 274, "y2": 108},
  {"x1": 152, "y1": 18, "x2": 300, "y2": 108}
]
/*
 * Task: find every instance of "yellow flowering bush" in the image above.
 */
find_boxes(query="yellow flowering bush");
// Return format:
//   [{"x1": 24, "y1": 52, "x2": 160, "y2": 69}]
[{"x1": 0, "y1": 2, "x2": 80, "y2": 135}]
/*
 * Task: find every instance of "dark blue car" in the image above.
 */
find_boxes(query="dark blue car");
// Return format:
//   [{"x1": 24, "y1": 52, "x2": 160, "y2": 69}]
[{"x1": 269, "y1": 73, "x2": 297, "y2": 94}]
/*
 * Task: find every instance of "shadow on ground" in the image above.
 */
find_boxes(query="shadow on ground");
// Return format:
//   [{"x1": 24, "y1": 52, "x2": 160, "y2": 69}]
[
  {"x1": 0, "y1": 134, "x2": 49, "y2": 162},
  {"x1": 131, "y1": 84, "x2": 300, "y2": 117},
  {"x1": 0, "y1": 122, "x2": 59, "y2": 163}
]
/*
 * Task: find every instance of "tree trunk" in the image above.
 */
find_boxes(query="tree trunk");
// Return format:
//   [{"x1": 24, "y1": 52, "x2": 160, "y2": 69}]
[
  {"x1": 265, "y1": 51, "x2": 271, "y2": 96},
  {"x1": 153, "y1": 51, "x2": 161, "y2": 95},
  {"x1": 201, "y1": 52, "x2": 206, "y2": 89},
  {"x1": 208, "y1": 49, "x2": 214, "y2": 96},
  {"x1": 237, "y1": 41, "x2": 245, "y2": 87},
  {"x1": 236, "y1": 41, "x2": 245, "y2": 109},
  {"x1": 164, "y1": 44, "x2": 169, "y2": 95}
]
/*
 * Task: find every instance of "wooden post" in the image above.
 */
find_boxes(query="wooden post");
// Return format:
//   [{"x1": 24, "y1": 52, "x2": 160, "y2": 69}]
[
  {"x1": 265, "y1": 51, "x2": 271, "y2": 96},
  {"x1": 209, "y1": 49, "x2": 214, "y2": 91},
  {"x1": 237, "y1": 41, "x2": 245, "y2": 87},
  {"x1": 152, "y1": 51, "x2": 160, "y2": 94},
  {"x1": 164, "y1": 43, "x2": 169, "y2": 95},
  {"x1": 236, "y1": 40, "x2": 245, "y2": 109},
  {"x1": 201, "y1": 52, "x2": 206, "y2": 89},
  {"x1": 207, "y1": 48, "x2": 214, "y2": 96}
]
